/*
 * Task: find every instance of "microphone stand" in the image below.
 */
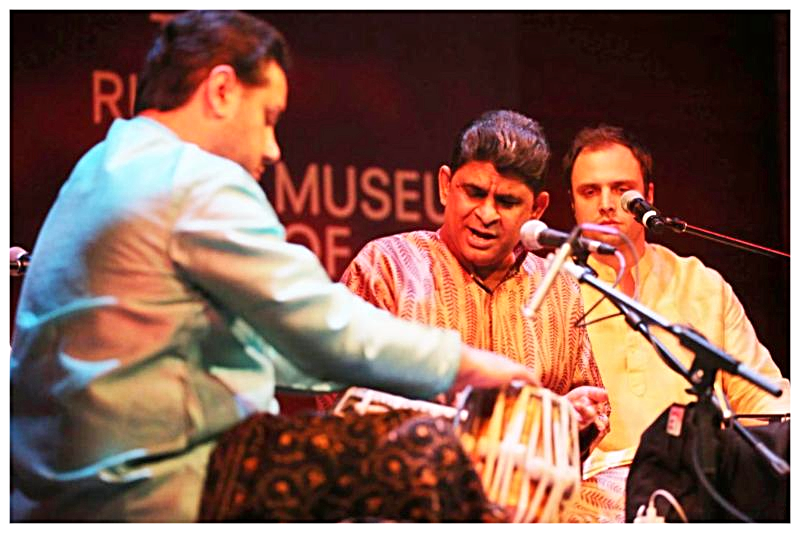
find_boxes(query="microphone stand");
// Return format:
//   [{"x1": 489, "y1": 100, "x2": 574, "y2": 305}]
[
  {"x1": 612, "y1": 301, "x2": 693, "y2": 387},
  {"x1": 561, "y1": 261, "x2": 788, "y2": 491},
  {"x1": 522, "y1": 225, "x2": 581, "y2": 318},
  {"x1": 660, "y1": 217, "x2": 789, "y2": 259},
  {"x1": 563, "y1": 260, "x2": 782, "y2": 397}
]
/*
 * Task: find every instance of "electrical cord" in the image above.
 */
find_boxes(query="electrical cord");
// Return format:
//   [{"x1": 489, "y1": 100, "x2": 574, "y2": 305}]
[
  {"x1": 573, "y1": 223, "x2": 641, "y2": 328},
  {"x1": 689, "y1": 425, "x2": 753, "y2": 522},
  {"x1": 635, "y1": 488, "x2": 689, "y2": 523}
]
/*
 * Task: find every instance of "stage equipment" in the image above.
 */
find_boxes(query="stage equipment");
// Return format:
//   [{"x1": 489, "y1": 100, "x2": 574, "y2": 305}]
[
  {"x1": 619, "y1": 190, "x2": 789, "y2": 258},
  {"x1": 334, "y1": 383, "x2": 582, "y2": 523},
  {"x1": 10, "y1": 247, "x2": 30, "y2": 276},
  {"x1": 542, "y1": 225, "x2": 789, "y2": 522}
]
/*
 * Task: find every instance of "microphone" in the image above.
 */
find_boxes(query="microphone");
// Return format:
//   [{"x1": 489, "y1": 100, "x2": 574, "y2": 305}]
[
  {"x1": 520, "y1": 220, "x2": 617, "y2": 255},
  {"x1": 10, "y1": 246, "x2": 31, "y2": 277},
  {"x1": 620, "y1": 190, "x2": 666, "y2": 233},
  {"x1": 522, "y1": 238, "x2": 575, "y2": 318}
]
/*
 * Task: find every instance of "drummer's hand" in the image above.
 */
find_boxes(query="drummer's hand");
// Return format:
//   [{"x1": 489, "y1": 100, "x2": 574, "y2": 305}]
[
  {"x1": 450, "y1": 345, "x2": 540, "y2": 395},
  {"x1": 565, "y1": 386, "x2": 608, "y2": 430}
]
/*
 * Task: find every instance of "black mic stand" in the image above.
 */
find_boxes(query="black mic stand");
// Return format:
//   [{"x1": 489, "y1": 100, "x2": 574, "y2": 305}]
[
  {"x1": 562, "y1": 259, "x2": 788, "y2": 519},
  {"x1": 568, "y1": 242, "x2": 695, "y2": 389},
  {"x1": 659, "y1": 217, "x2": 789, "y2": 259}
]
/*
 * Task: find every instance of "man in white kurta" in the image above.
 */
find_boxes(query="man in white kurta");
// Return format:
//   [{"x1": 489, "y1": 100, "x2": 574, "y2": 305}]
[{"x1": 562, "y1": 124, "x2": 790, "y2": 522}]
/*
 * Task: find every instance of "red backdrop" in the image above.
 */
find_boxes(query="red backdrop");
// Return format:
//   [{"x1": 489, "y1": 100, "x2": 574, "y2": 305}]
[{"x1": 10, "y1": 11, "x2": 790, "y2": 382}]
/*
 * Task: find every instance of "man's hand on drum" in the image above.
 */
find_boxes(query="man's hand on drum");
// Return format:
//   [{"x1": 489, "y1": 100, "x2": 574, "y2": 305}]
[
  {"x1": 565, "y1": 386, "x2": 609, "y2": 430},
  {"x1": 449, "y1": 345, "x2": 540, "y2": 395}
]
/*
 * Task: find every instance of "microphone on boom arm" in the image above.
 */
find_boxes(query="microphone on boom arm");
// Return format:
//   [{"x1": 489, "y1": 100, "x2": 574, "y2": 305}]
[
  {"x1": 520, "y1": 220, "x2": 616, "y2": 255},
  {"x1": 520, "y1": 221, "x2": 614, "y2": 318},
  {"x1": 620, "y1": 190, "x2": 668, "y2": 233}
]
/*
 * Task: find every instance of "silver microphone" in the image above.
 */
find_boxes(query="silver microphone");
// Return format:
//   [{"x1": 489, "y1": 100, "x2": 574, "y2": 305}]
[
  {"x1": 620, "y1": 190, "x2": 666, "y2": 233},
  {"x1": 522, "y1": 233, "x2": 576, "y2": 318},
  {"x1": 520, "y1": 220, "x2": 616, "y2": 255},
  {"x1": 10, "y1": 246, "x2": 31, "y2": 277}
]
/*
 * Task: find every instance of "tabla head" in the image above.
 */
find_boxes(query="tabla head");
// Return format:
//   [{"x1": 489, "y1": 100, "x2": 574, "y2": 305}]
[{"x1": 453, "y1": 382, "x2": 581, "y2": 522}]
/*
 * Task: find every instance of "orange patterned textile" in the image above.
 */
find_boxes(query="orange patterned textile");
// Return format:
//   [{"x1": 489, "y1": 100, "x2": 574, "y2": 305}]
[
  {"x1": 560, "y1": 466, "x2": 627, "y2": 523},
  {"x1": 341, "y1": 230, "x2": 603, "y2": 400}
]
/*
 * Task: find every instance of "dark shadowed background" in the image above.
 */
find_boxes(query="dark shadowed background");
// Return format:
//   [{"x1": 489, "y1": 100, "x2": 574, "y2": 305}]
[{"x1": 10, "y1": 11, "x2": 789, "y2": 380}]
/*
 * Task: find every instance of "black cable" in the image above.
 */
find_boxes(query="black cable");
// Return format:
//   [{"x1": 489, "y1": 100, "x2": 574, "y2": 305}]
[{"x1": 689, "y1": 424, "x2": 753, "y2": 523}]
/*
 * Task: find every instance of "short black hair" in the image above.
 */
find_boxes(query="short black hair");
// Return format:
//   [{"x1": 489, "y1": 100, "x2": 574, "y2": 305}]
[
  {"x1": 134, "y1": 10, "x2": 290, "y2": 114},
  {"x1": 449, "y1": 110, "x2": 550, "y2": 194}
]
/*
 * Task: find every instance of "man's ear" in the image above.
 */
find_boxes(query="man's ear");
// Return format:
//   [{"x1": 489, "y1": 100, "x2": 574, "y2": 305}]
[
  {"x1": 531, "y1": 191, "x2": 550, "y2": 220},
  {"x1": 438, "y1": 165, "x2": 452, "y2": 206},
  {"x1": 646, "y1": 181, "x2": 655, "y2": 204},
  {"x1": 205, "y1": 64, "x2": 241, "y2": 118}
]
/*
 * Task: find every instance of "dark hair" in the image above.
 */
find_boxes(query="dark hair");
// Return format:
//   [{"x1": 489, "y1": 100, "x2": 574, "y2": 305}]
[
  {"x1": 449, "y1": 110, "x2": 550, "y2": 194},
  {"x1": 134, "y1": 10, "x2": 290, "y2": 114},
  {"x1": 562, "y1": 124, "x2": 653, "y2": 191}
]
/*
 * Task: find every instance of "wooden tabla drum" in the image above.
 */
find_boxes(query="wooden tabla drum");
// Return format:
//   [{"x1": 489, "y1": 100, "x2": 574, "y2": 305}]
[
  {"x1": 454, "y1": 382, "x2": 582, "y2": 522},
  {"x1": 332, "y1": 386, "x2": 459, "y2": 418}
]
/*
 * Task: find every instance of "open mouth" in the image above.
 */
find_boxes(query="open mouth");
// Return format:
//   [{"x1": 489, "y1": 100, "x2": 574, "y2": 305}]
[{"x1": 469, "y1": 228, "x2": 496, "y2": 240}]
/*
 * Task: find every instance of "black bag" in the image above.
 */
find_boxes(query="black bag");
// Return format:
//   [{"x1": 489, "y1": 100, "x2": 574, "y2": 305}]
[{"x1": 625, "y1": 402, "x2": 789, "y2": 522}]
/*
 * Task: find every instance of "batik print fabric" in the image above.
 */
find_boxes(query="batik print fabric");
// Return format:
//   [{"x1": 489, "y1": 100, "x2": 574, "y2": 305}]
[{"x1": 199, "y1": 409, "x2": 506, "y2": 522}]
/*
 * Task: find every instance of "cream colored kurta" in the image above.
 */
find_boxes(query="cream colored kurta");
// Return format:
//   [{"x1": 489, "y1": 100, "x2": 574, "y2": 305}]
[{"x1": 562, "y1": 243, "x2": 791, "y2": 523}]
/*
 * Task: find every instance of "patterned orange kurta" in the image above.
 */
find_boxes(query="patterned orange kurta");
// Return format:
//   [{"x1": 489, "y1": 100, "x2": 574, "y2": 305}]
[{"x1": 340, "y1": 230, "x2": 604, "y2": 397}]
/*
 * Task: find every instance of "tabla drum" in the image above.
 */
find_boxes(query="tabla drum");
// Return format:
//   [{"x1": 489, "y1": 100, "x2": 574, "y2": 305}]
[
  {"x1": 454, "y1": 382, "x2": 582, "y2": 522},
  {"x1": 332, "y1": 386, "x2": 459, "y2": 419},
  {"x1": 332, "y1": 383, "x2": 581, "y2": 522}
]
